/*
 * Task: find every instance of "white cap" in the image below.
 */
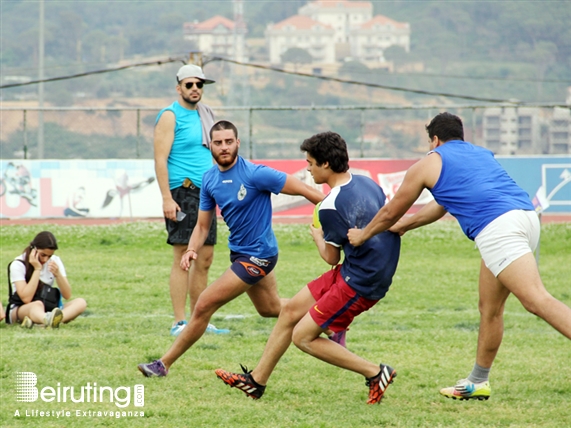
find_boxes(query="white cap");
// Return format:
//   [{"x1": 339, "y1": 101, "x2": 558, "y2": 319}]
[{"x1": 176, "y1": 64, "x2": 215, "y2": 84}]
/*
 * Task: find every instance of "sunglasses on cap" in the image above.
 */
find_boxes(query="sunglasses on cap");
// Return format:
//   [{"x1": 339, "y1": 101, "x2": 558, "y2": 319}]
[{"x1": 182, "y1": 81, "x2": 204, "y2": 89}]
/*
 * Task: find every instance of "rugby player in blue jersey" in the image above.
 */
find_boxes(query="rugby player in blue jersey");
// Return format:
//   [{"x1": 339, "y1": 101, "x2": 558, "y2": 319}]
[
  {"x1": 348, "y1": 112, "x2": 571, "y2": 401},
  {"x1": 138, "y1": 121, "x2": 324, "y2": 378},
  {"x1": 215, "y1": 131, "x2": 401, "y2": 404}
]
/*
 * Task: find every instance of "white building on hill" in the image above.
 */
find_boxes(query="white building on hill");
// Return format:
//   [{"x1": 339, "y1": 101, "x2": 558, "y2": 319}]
[
  {"x1": 265, "y1": 15, "x2": 336, "y2": 64},
  {"x1": 266, "y1": 0, "x2": 410, "y2": 64},
  {"x1": 183, "y1": 15, "x2": 247, "y2": 62}
]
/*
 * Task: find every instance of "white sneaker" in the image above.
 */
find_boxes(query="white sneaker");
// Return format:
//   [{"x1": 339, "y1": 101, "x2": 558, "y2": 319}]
[
  {"x1": 44, "y1": 308, "x2": 63, "y2": 328},
  {"x1": 170, "y1": 320, "x2": 187, "y2": 336},
  {"x1": 205, "y1": 323, "x2": 230, "y2": 334}
]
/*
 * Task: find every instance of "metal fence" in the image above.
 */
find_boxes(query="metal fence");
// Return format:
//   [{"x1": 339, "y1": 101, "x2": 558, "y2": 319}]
[{"x1": 1, "y1": 104, "x2": 570, "y2": 160}]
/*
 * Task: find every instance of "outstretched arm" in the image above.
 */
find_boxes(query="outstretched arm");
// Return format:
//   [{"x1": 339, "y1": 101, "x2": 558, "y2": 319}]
[
  {"x1": 348, "y1": 154, "x2": 441, "y2": 246},
  {"x1": 280, "y1": 175, "x2": 325, "y2": 205},
  {"x1": 389, "y1": 200, "x2": 447, "y2": 236}
]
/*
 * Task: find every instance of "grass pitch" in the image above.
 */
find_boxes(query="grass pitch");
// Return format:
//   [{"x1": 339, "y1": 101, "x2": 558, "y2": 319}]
[{"x1": 1, "y1": 221, "x2": 570, "y2": 427}]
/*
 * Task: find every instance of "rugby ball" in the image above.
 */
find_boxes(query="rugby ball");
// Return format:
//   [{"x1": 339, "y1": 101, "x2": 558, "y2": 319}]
[{"x1": 312, "y1": 202, "x2": 322, "y2": 228}]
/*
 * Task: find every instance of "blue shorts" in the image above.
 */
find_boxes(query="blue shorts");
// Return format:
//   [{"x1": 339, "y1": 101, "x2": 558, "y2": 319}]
[{"x1": 229, "y1": 252, "x2": 278, "y2": 286}]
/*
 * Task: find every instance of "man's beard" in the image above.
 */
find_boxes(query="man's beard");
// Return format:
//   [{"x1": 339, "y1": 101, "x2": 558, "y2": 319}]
[
  {"x1": 213, "y1": 147, "x2": 238, "y2": 167},
  {"x1": 182, "y1": 93, "x2": 201, "y2": 105}
]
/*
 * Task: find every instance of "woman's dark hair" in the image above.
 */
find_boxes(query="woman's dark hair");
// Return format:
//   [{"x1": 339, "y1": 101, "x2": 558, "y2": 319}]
[
  {"x1": 425, "y1": 112, "x2": 464, "y2": 142},
  {"x1": 21, "y1": 231, "x2": 58, "y2": 282},
  {"x1": 300, "y1": 132, "x2": 349, "y2": 173}
]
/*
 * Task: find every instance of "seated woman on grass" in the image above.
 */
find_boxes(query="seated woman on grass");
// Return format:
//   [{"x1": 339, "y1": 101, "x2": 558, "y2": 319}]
[{"x1": 6, "y1": 231, "x2": 87, "y2": 328}]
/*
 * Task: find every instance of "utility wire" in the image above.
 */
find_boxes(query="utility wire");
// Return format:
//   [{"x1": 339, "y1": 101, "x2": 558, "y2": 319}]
[
  {"x1": 392, "y1": 71, "x2": 571, "y2": 84},
  {"x1": 3, "y1": 59, "x2": 568, "y2": 85},
  {"x1": 206, "y1": 56, "x2": 522, "y2": 104},
  {"x1": 0, "y1": 54, "x2": 557, "y2": 104},
  {"x1": 0, "y1": 57, "x2": 186, "y2": 89},
  {"x1": 261, "y1": 62, "x2": 571, "y2": 84}
]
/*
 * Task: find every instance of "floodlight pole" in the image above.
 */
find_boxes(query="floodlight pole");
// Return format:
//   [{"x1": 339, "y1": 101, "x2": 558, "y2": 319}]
[{"x1": 38, "y1": 0, "x2": 45, "y2": 159}]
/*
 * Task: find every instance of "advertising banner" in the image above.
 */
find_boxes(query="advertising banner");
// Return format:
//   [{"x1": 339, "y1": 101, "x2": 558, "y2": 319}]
[{"x1": 1, "y1": 156, "x2": 569, "y2": 219}]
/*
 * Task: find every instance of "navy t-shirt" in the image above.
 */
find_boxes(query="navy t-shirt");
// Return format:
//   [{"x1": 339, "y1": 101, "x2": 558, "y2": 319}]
[{"x1": 319, "y1": 174, "x2": 401, "y2": 300}]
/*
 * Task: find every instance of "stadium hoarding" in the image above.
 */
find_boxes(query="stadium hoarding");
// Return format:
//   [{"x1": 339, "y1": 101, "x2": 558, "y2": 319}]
[{"x1": 1, "y1": 157, "x2": 570, "y2": 219}]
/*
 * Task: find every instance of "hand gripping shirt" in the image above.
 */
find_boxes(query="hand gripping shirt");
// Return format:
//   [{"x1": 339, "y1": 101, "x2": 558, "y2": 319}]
[
  {"x1": 430, "y1": 140, "x2": 534, "y2": 240},
  {"x1": 318, "y1": 174, "x2": 401, "y2": 300},
  {"x1": 200, "y1": 156, "x2": 287, "y2": 257}
]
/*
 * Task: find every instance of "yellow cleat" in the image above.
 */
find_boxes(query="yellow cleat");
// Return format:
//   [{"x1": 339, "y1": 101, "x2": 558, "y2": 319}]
[{"x1": 440, "y1": 379, "x2": 491, "y2": 400}]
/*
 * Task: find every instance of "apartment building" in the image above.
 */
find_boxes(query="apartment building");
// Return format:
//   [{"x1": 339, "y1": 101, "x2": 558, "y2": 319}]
[
  {"x1": 266, "y1": 0, "x2": 410, "y2": 64},
  {"x1": 482, "y1": 107, "x2": 541, "y2": 155},
  {"x1": 183, "y1": 15, "x2": 247, "y2": 62},
  {"x1": 265, "y1": 15, "x2": 337, "y2": 64},
  {"x1": 549, "y1": 107, "x2": 571, "y2": 154}
]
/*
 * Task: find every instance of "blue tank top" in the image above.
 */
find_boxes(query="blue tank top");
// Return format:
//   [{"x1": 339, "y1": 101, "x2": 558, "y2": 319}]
[
  {"x1": 431, "y1": 140, "x2": 534, "y2": 240},
  {"x1": 156, "y1": 101, "x2": 212, "y2": 189}
]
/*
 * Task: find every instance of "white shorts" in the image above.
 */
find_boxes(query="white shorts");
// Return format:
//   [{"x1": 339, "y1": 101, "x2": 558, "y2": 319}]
[{"x1": 474, "y1": 210, "x2": 540, "y2": 277}]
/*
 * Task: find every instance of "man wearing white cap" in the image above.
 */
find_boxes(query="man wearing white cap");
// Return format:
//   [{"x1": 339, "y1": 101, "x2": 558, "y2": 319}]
[{"x1": 154, "y1": 64, "x2": 228, "y2": 336}]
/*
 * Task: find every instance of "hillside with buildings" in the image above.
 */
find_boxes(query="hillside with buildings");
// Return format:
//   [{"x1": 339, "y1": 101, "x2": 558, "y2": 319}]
[{"x1": 1, "y1": 0, "x2": 570, "y2": 158}]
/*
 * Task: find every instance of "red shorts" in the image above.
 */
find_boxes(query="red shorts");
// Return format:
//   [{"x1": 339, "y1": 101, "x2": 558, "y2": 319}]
[{"x1": 308, "y1": 265, "x2": 378, "y2": 333}]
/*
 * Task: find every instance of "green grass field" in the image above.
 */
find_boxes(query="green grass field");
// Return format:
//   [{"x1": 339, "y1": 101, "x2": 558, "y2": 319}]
[{"x1": 1, "y1": 221, "x2": 570, "y2": 427}]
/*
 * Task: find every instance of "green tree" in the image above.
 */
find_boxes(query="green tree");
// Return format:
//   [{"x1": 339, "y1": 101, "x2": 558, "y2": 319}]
[
  {"x1": 281, "y1": 47, "x2": 313, "y2": 65},
  {"x1": 383, "y1": 46, "x2": 408, "y2": 67},
  {"x1": 338, "y1": 60, "x2": 369, "y2": 80}
]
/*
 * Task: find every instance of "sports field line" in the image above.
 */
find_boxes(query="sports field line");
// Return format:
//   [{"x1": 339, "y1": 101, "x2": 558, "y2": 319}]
[{"x1": 74, "y1": 312, "x2": 258, "y2": 319}]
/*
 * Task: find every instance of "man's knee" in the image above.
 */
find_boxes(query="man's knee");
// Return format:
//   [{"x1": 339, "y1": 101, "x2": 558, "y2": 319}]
[
  {"x1": 193, "y1": 294, "x2": 221, "y2": 320},
  {"x1": 291, "y1": 326, "x2": 311, "y2": 352},
  {"x1": 479, "y1": 301, "x2": 501, "y2": 319},
  {"x1": 256, "y1": 304, "x2": 280, "y2": 318},
  {"x1": 277, "y1": 301, "x2": 303, "y2": 325},
  {"x1": 518, "y1": 291, "x2": 552, "y2": 317}
]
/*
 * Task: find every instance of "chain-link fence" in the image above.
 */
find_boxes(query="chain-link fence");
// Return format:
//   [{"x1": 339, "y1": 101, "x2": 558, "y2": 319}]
[{"x1": 1, "y1": 105, "x2": 570, "y2": 160}]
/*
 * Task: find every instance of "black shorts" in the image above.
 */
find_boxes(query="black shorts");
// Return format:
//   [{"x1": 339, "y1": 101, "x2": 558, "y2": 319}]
[
  {"x1": 5, "y1": 303, "x2": 19, "y2": 325},
  {"x1": 229, "y1": 251, "x2": 278, "y2": 286},
  {"x1": 165, "y1": 185, "x2": 217, "y2": 246}
]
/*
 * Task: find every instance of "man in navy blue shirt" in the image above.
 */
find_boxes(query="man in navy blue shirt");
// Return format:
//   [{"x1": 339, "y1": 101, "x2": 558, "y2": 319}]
[
  {"x1": 138, "y1": 121, "x2": 324, "y2": 379},
  {"x1": 215, "y1": 131, "x2": 401, "y2": 405}
]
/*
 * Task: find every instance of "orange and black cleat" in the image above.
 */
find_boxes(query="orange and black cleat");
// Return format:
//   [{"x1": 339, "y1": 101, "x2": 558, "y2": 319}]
[
  {"x1": 366, "y1": 364, "x2": 397, "y2": 404},
  {"x1": 215, "y1": 364, "x2": 266, "y2": 400}
]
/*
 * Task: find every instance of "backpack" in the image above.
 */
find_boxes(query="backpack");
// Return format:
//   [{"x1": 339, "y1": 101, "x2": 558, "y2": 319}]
[{"x1": 7, "y1": 260, "x2": 61, "y2": 312}]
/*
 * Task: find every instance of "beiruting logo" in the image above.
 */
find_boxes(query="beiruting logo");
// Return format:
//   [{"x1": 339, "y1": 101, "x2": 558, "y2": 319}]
[{"x1": 14, "y1": 372, "x2": 144, "y2": 419}]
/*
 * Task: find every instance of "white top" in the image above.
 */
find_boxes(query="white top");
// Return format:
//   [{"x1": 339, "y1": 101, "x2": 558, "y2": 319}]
[{"x1": 9, "y1": 254, "x2": 66, "y2": 293}]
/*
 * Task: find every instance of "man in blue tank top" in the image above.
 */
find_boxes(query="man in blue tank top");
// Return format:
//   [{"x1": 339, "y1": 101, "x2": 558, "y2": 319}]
[
  {"x1": 138, "y1": 121, "x2": 324, "y2": 379},
  {"x1": 348, "y1": 112, "x2": 571, "y2": 401},
  {"x1": 154, "y1": 64, "x2": 225, "y2": 337},
  {"x1": 215, "y1": 132, "x2": 401, "y2": 404}
]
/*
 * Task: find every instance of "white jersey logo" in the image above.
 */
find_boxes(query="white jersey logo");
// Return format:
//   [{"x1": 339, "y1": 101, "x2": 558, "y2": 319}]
[{"x1": 237, "y1": 184, "x2": 247, "y2": 201}]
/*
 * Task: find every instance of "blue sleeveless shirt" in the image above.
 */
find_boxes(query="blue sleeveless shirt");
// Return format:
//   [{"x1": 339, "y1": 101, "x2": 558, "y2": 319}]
[
  {"x1": 431, "y1": 140, "x2": 533, "y2": 240},
  {"x1": 156, "y1": 101, "x2": 213, "y2": 189}
]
